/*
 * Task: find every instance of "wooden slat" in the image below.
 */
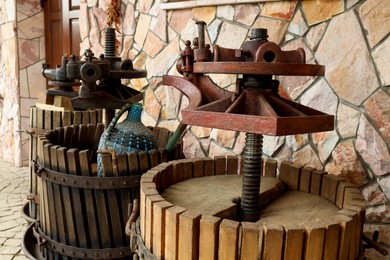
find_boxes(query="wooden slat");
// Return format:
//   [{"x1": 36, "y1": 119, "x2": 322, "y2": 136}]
[
  {"x1": 63, "y1": 126, "x2": 74, "y2": 148},
  {"x1": 50, "y1": 145, "x2": 68, "y2": 259},
  {"x1": 317, "y1": 218, "x2": 341, "y2": 260},
  {"x1": 73, "y1": 110, "x2": 82, "y2": 125},
  {"x1": 181, "y1": 159, "x2": 194, "y2": 182},
  {"x1": 117, "y1": 153, "x2": 132, "y2": 243},
  {"x1": 302, "y1": 221, "x2": 325, "y2": 260},
  {"x1": 92, "y1": 123, "x2": 105, "y2": 156},
  {"x1": 336, "y1": 181, "x2": 354, "y2": 209},
  {"x1": 264, "y1": 159, "x2": 277, "y2": 177},
  {"x1": 299, "y1": 166, "x2": 314, "y2": 193},
  {"x1": 67, "y1": 148, "x2": 88, "y2": 248},
  {"x1": 320, "y1": 174, "x2": 343, "y2": 204},
  {"x1": 214, "y1": 156, "x2": 226, "y2": 175},
  {"x1": 148, "y1": 149, "x2": 160, "y2": 168},
  {"x1": 288, "y1": 164, "x2": 301, "y2": 190},
  {"x1": 218, "y1": 219, "x2": 240, "y2": 260},
  {"x1": 333, "y1": 214, "x2": 354, "y2": 260},
  {"x1": 86, "y1": 124, "x2": 97, "y2": 154},
  {"x1": 42, "y1": 143, "x2": 55, "y2": 259},
  {"x1": 279, "y1": 160, "x2": 292, "y2": 178},
  {"x1": 158, "y1": 148, "x2": 168, "y2": 163},
  {"x1": 165, "y1": 205, "x2": 187, "y2": 260},
  {"x1": 193, "y1": 158, "x2": 205, "y2": 178},
  {"x1": 78, "y1": 124, "x2": 89, "y2": 150},
  {"x1": 29, "y1": 107, "x2": 38, "y2": 219},
  {"x1": 226, "y1": 155, "x2": 238, "y2": 175},
  {"x1": 164, "y1": 163, "x2": 175, "y2": 190},
  {"x1": 152, "y1": 200, "x2": 173, "y2": 259},
  {"x1": 343, "y1": 187, "x2": 365, "y2": 209},
  {"x1": 203, "y1": 157, "x2": 215, "y2": 176},
  {"x1": 53, "y1": 111, "x2": 62, "y2": 128},
  {"x1": 172, "y1": 161, "x2": 184, "y2": 185},
  {"x1": 279, "y1": 163, "x2": 301, "y2": 190},
  {"x1": 241, "y1": 222, "x2": 262, "y2": 260},
  {"x1": 127, "y1": 151, "x2": 139, "y2": 175},
  {"x1": 62, "y1": 110, "x2": 71, "y2": 126},
  {"x1": 262, "y1": 223, "x2": 284, "y2": 260},
  {"x1": 57, "y1": 147, "x2": 77, "y2": 250},
  {"x1": 82, "y1": 110, "x2": 90, "y2": 124},
  {"x1": 178, "y1": 210, "x2": 202, "y2": 260},
  {"x1": 199, "y1": 215, "x2": 221, "y2": 260},
  {"x1": 339, "y1": 209, "x2": 360, "y2": 260},
  {"x1": 70, "y1": 125, "x2": 79, "y2": 148},
  {"x1": 101, "y1": 153, "x2": 126, "y2": 247},
  {"x1": 50, "y1": 145, "x2": 69, "y2": 260},
  {"x1": 44, "y1": 109, "x2": 53, "y2": 130},
  {"x1": 145, "y1": 194, "x2": 165, "y2": 251},
  {"x1": 79, "y1": 149, "x2": 100, "y2": 248},
  {"x1": 283, "y1": 223, "x2": 304, "y2": 260},
  {"x1": 89, "y1": 110, "x2": 97, "y2": 125},
  {"x1": 97, "y1": 109, "x2": 103, "y2": 123},
  {"x1": 140, "y1": 183, "x2": 159, "y2": 238},
  {"x1": 139, "y1": 151, "x2": 150, "y2": 175},
  {"x1": 310, "y1": 170, "x2": 327, "y2": 195}
]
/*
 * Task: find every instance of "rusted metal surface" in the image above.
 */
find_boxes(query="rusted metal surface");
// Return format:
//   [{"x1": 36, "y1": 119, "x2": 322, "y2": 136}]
[
  {"x1": 42, "y1": 27, "x2": 145, "y2": 110},
  {"x1": 163, "y1": 24, "x2": 333, "y2": 136},
  {"x1": 163, "y1": 22, "x2": 335, "y2": 222}
]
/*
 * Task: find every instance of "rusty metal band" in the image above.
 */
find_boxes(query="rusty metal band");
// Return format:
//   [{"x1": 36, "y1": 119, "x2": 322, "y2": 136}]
[
  {"x1": 36, "y1": 165, "x2": 141, "y2": 189},
  {"x1": 28, "y1": 128, "x2": 49, "y2": 137},
  {"x1": 34, "y1": 226, "x2": 133, "y2": 259},
  {"x1": 193, "y1": 62, "x2": 325, "y2": 76}
]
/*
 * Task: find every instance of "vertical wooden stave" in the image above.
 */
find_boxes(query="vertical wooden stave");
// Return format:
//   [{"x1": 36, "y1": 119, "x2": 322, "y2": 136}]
[
  {"x1": 241, "y1": 222, "x2": 262, "y2": 260},
  {"x1": 101, "y1": 153, "x2": 126, "y2": 248},
  {"x1": 178, "y1": 211, "x2": 202, "y2": 260},
  {"x1": 50, "y1": 145, "x2": 69, "y2": 260},
  {"x1": 283, "y1": 223, "x2": 304, "y2": 260},
  {"x1": 165, "y1": 205, "x2": 187, "y2": 260},
  {"x1": 199, "y1": 215, "x2": 221, "y2": 260},
  {"x1": 218, "y1": 219, "x2": 240, "y2": 260},
  {"x1": 262, "y1": 223, "x2": 284, "y2": 260},
  {"x1": 66, "y1": 148, "x2": 88, "y2": 249},
  {"x1": 79, "y1": 150, "x2": 100, "y2": 249},
  {"x1": 153, "y1": 200, "x2": 174, "y2": 259},
  {"x1": 42, "y1": 143, "x2": 56, "y2": 260}
]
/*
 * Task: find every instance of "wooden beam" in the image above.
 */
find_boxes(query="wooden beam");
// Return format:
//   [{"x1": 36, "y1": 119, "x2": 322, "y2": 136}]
[{"x1": 160, "y1": 0, "x2": 279, "y2": 10}]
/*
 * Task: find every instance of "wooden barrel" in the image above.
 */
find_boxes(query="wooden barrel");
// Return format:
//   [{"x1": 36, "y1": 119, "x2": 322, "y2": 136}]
[
  {"x1": 24, "y1": 106, "x2": 103, "y2": 222},
  {"x1": 137, "y1": 157, "x2": 366, "y2": 260},
  {"x1": 33, "y1": 124, "x2": 183, "y2": 260}
]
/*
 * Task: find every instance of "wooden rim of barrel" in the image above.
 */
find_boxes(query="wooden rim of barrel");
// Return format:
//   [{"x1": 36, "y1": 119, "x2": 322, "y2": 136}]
[{"x1": 140, "y1": 157, "x2": 366, "y2": 260}]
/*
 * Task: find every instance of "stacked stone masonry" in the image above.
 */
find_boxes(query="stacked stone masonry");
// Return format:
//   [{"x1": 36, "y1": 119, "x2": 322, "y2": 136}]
[{"x1": 0, "y1": 0, "x2": 389, "y2": 252}]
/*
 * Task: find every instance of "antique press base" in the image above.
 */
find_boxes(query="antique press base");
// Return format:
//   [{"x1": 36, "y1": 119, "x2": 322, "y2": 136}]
[{"x1": 137, "y1": 157, "x2": 365, "y2": 260}]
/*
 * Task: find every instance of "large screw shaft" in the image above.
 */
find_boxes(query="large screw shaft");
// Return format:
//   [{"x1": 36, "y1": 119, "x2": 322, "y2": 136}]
[{"x1": 240, "y1": 133, "x2": 263, "y2": 222}]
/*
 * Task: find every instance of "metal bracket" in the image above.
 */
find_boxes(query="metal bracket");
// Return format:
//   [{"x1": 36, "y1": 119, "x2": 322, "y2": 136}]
[
  {"x1": 27, "y1": 193, "x2": 40, "y2": 204},
  {"x1": 362, "y1": 231, "x2": 388, "y2": 256}
]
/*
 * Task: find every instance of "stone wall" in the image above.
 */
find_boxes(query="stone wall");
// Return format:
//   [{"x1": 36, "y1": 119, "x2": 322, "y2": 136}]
[
  {"x1": 17, "y1": 0, "x2": 45, "y2": 166},
  {"x1": 0, "y1": 0, "x2": 44, "y2": 166},
  {"x1": 0, "y1": 0, "x2": 20, "y2": 165},
  {"x1": 81, "y1": 0, "x2": 390, "y2": 243}
]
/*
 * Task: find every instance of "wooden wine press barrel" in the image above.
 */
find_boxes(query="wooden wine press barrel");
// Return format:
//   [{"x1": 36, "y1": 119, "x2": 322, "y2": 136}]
[
  {"x1": 28, "y1": 124, "x2": 183, "y2": 259},
  {"x1": 24, "y1": 106, "x2": 103, "y2": 223},
  {"x1": 136, "y1": 156, "x2": 366, "y2": 260}
]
